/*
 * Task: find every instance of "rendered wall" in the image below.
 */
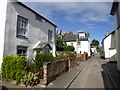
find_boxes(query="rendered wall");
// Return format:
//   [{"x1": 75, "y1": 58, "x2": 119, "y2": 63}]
[{"x1": 4, "y1": 2, "x2": 56, "y2": 59}]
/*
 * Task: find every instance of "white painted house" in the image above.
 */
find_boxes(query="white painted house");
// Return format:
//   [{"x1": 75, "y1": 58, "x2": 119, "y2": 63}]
[
  {"x1": 110, "y1": 1, "x2": 120, "y2": 71},
  {"x1": 91, "y1": 47, "x2": 97, "y2": 54},
  {"x1": 3, "y1": 1, "x2": 57, "y2": 60},
  {"x1": 64, "y1": 32, "x2": 90, "y2": 57},
  {"x1": 101, "y1": 31, "x2": 117, "y2": 61}
]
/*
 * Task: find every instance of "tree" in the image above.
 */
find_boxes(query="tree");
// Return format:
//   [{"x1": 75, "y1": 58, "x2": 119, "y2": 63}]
[
  {"x1": 56, "y1": 29, "x2": 65, "y2": 51},
  {"x1": 64, "y1": 32, "x2": 73, "y2": 36},
  {"x1": 91, "y1": 39, "x2": 100, "y2": 52},
  {"x1": 91, "y1": 39, "x2": 99, "y2": 47},
  {"x1": 64, "y1": 46, "x2": 75, "y2": 51}
]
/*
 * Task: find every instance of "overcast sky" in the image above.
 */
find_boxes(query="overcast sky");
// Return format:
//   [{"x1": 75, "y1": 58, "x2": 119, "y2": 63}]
[{"x1": 22, "y1": 1, "x2": 114, "y2": 43}]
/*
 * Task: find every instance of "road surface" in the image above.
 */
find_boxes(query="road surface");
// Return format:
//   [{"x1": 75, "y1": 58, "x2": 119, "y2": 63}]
[{"x1": 68, "y1": 53, "x2": 105, "y2": 88}]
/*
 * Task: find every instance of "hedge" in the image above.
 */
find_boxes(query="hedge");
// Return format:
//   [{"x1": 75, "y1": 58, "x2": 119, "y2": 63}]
[{"x1": 2, "y1": 56, "x2": 27, "y2": 84}]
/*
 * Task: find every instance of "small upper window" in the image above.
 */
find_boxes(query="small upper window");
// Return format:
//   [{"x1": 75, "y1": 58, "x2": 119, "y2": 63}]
[
  {"x1": 79, "y1": 36, "x2": 84, "y2": 38},
  {"x1": 36, "y1": 14, "x2": 42, "y2": 22},
  {"x1": 48, "y1": 30, "x2": 52, "y2": 41},
  {"x1": 17, "y1": 15, "x2": 28, "y2": 37}
]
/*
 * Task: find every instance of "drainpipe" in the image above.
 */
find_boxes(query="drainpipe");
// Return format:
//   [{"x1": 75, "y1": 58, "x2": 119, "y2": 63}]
[
  {"x1": 76, "y1": 39, "x2": 78, "y2": 55},
  {"x1": 52, "y1": 27, "x2": 56, "y2": 57}
]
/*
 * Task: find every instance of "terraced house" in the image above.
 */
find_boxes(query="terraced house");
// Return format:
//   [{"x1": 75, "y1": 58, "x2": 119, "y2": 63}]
[
  {"x1": 110, "y1": 0, "x2": 120, "y2": 71},
  {"x1": 3, "y1": 1, "x2": 57, "y2": 59},
  {"x1": 101, "y1": 31, "x2": 117, "y2": 61},
  {"x1": 64, "y1": 32, "x2": 90, "y2": 57}
]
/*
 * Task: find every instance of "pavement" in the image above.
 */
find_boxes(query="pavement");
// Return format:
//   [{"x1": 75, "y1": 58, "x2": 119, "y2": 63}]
[
  {"x1": 46, "y1": 63, "x2": 84, "y2": 88},
  {"x1": 1, "y1": 61, "x2": 84, "y2": 89}
]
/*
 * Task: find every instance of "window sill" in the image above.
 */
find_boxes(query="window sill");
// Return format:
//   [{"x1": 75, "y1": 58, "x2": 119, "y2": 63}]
[{"x1": 16, "y1": 35, "x2": 28, "y2": 39}]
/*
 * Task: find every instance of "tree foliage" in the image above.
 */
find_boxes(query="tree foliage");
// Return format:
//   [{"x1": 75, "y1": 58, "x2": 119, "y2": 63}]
[
  {"x1": 56, "y1": 29, "x2": 65, "y2": 51},
  {"x1": 91, "y1": 39, "x2": 100, "y2": 52},
  {"x1": 91, "y1": 39, "x2": 99, "y2": 47},
  {"x1": 64, "y1": 46, "x2": 75, "y2": 51}
]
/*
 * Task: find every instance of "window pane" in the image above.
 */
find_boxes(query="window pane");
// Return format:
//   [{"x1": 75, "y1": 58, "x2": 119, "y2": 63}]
[
  {"x1": 17, "y1": 46, "x2": 28, "y2": 56},
  {"x1": 48, "y1": 30, "x2": 52, "y2": 41},
  {"x1": 36, "y1": 14, "x2": 42, "y2": 22},
  {"x1": 17, "y1": 16, "x2": 28, "y2": 36}
]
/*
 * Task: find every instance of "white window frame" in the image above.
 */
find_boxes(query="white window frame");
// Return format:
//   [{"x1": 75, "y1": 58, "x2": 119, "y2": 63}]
[
  {"x1": 17, "y1": 15, "x2": 28, "y2": 37},
  {"x1": 17, "y1": 46, "x2": 28, "y2": 56},
  {"x1": 48, "y1": 29, "x2": 53, "y2": 42}
]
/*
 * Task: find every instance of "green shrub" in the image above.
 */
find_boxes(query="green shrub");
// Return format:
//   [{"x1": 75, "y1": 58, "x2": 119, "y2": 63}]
[
  {"x1": 34, "y1": 51, "x2": 54, "y2": 70},
  {"x1": 26, "y1": 61, "x2": 35, "y2": 71},
  {"x1": 64, "y1": 46, "x2": 75, "y2": 51},
  {"x1": 20, "y1": 72, "x2": 39, "y2": 87},
  {"x1": 2, "y1": 56, "x2": 26, "y2": 84},
  {"x1": 54, "y1": 52, "x2": 66, "y2": 60}
]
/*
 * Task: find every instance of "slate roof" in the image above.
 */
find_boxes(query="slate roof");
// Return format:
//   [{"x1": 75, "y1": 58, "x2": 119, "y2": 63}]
[
  {"x1": 64, "y1": 33, "x2": 89, "y2": 42},
  {"x1": 110, "y1": 2, "x2": 118, "y2": 15},
  {"x1": 12, "y1": 0, "x2": 57, "y2": 27},
  {"x1": 101, "y1": 30, "x2": 115, "y2": 44},
  {"x1": 33, "y1": 42, "x2": 52, "y2": 51}
]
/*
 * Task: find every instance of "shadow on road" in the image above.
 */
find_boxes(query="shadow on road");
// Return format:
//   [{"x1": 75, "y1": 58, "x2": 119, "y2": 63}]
[
  {"x1": 1, "y1": 85, "x2": 8, "y2": 90},
  {"x1": 101, "y1": 62, "x2": 120, "y2": 89},
  {"x1": 101, "y1": 64, "x2": 114, "y2": 89}
]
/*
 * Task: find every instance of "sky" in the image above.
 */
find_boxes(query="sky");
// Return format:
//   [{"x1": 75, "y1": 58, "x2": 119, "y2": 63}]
[{"x1": 22, "y1": 1, "x2": 114, "y2": 43}]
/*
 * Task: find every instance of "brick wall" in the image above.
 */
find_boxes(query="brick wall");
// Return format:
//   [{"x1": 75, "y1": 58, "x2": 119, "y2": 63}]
[{"x1": 40, "y1": 58, "x2": 77, "y2": 86}]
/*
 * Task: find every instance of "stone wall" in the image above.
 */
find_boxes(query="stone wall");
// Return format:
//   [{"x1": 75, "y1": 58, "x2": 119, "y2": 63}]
[{"x1": 40, "y1": 58, "x2": 77, "y2": 86}]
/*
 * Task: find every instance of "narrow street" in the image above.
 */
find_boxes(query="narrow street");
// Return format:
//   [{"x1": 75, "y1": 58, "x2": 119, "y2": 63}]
[
  {"x1": 68, "y1": 53, "x2": 105, "y2": 88},
  {"x1": 47, "y1": 53, "x2": 110, "y2": 89},
  {"x1": 2, "y1": 53, "x2": 117, "y2": 89}
]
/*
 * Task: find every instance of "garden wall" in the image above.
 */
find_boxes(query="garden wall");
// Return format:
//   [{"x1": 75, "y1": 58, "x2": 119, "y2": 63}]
[
  {"x1": 77, "y1": 53, "x2": 88, "y2": 62},
  {"x1": 40, "y1": 58, "x2": 77, "y2": 86}
]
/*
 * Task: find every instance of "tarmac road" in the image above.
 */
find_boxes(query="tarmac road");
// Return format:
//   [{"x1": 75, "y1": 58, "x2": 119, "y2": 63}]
[{"x1": 68, "y1": 53, "x2": 105, "y2": 88}]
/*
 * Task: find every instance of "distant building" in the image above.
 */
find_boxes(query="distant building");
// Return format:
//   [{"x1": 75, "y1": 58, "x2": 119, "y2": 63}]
[
  {"x1": 3, "y1": 1, "x2": 57, "y2": 59},
  {"x1": 64, "y1": 32, "x2": 90, "y2": 57},
  {"x1": 91, "y1": 47, "x2": 97, "y2": 54}
]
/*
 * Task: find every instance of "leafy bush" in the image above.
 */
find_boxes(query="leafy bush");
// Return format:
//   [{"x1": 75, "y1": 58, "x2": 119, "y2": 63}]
[
  {"x1": 2, "y1": 56, "x2": 26, "y2": 84},
  {"x1": 54, "y1": 52, "x2": 66, "y2": 60},
  {"x1": 64, "y1": 46, "x2": 75, "y2": 51},
  {"x1": 26, "y1": 61, "x2": 35, "y2": 71},
  {"x1": 34, "y1": 51, "x2": 54, "y2": 70},
  {"x1": 20, "y1": 72, "x2": 39, "y2": 87},
  {"x1": 65, "y1": 52, "x2": 77, "y2": 59}
]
